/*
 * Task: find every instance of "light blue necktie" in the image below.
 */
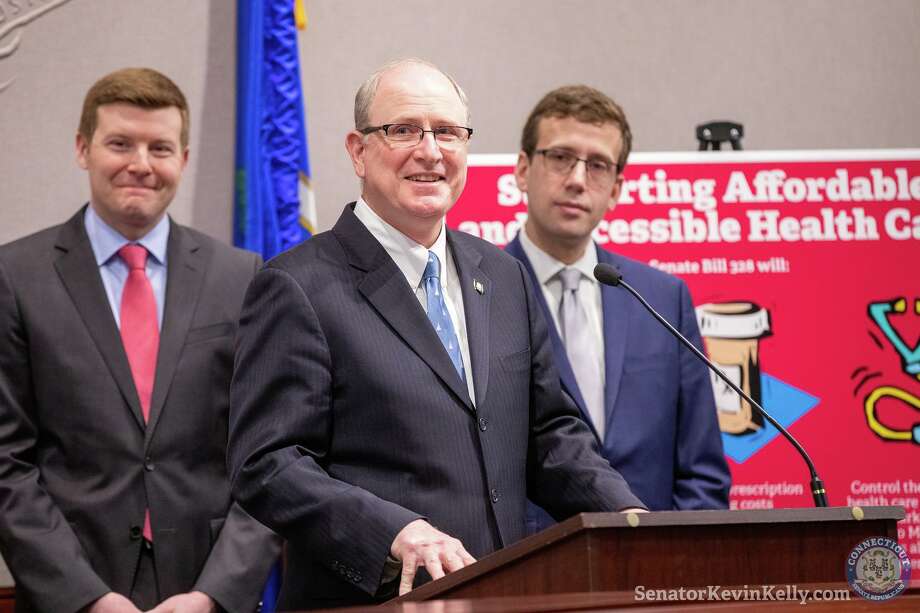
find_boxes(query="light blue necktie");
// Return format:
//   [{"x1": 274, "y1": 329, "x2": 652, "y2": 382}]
[{"x1": 423, "y1": 251, "x2": 466, "y2": 382}]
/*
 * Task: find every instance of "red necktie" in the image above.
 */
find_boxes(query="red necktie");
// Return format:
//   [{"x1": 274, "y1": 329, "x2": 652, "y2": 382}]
[{"x1": 118, "y1": 244, "x2": 159, "y2": 541}]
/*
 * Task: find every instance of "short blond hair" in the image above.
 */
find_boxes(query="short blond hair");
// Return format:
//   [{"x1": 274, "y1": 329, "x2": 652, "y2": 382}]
[{"x1": 79, "y1": 67, "x2": 190, "y2": 147}]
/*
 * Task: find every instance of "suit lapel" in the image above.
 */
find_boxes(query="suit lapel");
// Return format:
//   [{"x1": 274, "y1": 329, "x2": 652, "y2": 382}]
[
  {"x1": 598, "y1": 246, "x2": 630, "y2": 445},
  {"x1": 448, "y1": 232, "x2": 491, "y2": 408},
  {"x1": 334, "y1": 206, "x2": 474, "y2": 412},
  {"x1": 145, "y1": 221, "x2": 204, "y2": 442},
  {"x1": 53, "y1": 209, "x2": 146, "y2": 430},
  {"x1": 504, "y1": 236, "x2": 597, "y2": 439}
]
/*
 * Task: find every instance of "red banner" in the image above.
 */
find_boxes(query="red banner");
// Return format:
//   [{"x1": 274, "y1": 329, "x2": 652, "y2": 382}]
[{"x1": 449, "y1": 150, "x2": 920, "y2": 570}]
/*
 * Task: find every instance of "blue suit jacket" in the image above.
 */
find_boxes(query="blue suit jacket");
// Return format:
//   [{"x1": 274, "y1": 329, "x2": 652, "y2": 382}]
[
  {"x1": 506, "y1": 234, "x2": 730, "y2": 519},
  {"x1": 228, "y1": 205, "x2": 644, "y2": 609}
]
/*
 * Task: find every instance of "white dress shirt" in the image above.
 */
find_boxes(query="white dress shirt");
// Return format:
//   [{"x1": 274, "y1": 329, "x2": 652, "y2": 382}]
[
  {"x1": 354, "y1": 199, "x2": 475, "y2": 403},
  {"x1": 517, "y1": 228, "x2": 606, "y2": 397}
]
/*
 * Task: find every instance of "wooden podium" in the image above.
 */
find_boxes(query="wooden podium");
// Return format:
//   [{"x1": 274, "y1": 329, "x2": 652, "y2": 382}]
[
  {"x1": 2, "y1": 507, "x2": 907, "y2": 612},
  {"x1": 398, "y1": 506, "x2": 904, "y2": 602}
]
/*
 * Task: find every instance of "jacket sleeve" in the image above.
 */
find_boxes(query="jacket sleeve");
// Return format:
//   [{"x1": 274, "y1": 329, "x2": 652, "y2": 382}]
[
  {"x1": 192, "y1": 251, "x2": 283, "y2": 613},
  {"x1": 193, "y1": 502, "x2": 282, "y2": 613},
  {"x1": 227, "y1": 266, "x2": 422, "y2": 598},
  {"x1": 672, "y1": 280, "x2": 732, "y2": 509},
  {"x1": 0, "y1": 257, "x2": 110, "y2": 613}
]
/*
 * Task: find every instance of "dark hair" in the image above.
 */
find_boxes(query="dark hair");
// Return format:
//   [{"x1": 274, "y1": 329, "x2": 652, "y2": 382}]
[{"x1": 521, "y1": 85, "x2": 631, "y2": 172}]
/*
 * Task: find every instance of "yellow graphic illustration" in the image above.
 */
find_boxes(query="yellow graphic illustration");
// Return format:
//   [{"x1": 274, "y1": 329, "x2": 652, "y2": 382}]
[{"x1": 854, "y1": 297, "x2": 920, "y2": 445}]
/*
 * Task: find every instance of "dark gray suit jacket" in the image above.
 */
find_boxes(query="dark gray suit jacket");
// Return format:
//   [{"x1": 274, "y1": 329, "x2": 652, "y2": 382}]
[
  {"x1": 228, "y1": 204, "x2": 644, "y2": 610},
  {"x1": 0, "y1": 208, "x2": 279, "y2": 613}
]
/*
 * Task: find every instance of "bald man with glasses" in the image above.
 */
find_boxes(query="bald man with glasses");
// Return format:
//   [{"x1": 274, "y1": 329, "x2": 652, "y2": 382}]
[{"x1": 227, "y1": 61, "x2": 646, "y2": 610}]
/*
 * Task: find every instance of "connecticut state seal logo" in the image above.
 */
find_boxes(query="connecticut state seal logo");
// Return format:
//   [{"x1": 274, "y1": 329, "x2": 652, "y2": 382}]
[{"x1": 846, "y1": 537, "x2": 912, "y2": 601}]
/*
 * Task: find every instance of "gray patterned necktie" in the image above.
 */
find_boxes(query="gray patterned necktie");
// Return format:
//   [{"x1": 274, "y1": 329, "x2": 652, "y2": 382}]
[
  {"x1": 423, "y1": 251, "x2": 466, "y2": 382},
  {"x1": 558, "y1": 267, "x2": 605, "y2": 440}
]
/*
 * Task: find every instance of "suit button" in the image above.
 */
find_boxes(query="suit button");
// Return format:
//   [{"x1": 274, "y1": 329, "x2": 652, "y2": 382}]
[
  {"x1": 490, "y1": 488, "x2": 500, "y2": 503},
  {"x1": 144, "y1": 457, "x2": 154, "y2": 471},
  {"x1": 478, "y1": 417, "x2": 488, "y2": 431},
  {"x1": 129, "y1": 525, "x2": 142, "y2": 540}
]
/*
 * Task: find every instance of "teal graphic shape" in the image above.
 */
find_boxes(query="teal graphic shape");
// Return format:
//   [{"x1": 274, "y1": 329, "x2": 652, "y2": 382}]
[
  {"x1": 722, "y1": 374, "x2": 820, "y2": 464},
  {"x1": 868, "y1": 300, "x2": 920, "y2": 376}
]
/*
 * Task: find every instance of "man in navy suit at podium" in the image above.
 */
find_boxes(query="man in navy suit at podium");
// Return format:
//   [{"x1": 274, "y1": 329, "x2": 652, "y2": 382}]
[
  {"x1": 228, "y1": 61, "x2": 647, "y2": 610},
  {"x1": 506, "y1": 85, "x2": 731, "y2": 527}
]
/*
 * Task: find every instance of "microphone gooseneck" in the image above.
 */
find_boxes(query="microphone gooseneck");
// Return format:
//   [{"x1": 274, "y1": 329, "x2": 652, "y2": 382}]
[{"x1": 592, "y1": 262, "x2": 828, "y2": 507}]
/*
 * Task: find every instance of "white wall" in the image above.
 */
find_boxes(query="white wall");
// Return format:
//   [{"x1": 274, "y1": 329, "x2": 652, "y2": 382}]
[
  {"x1": 3, "y1": 1, "x2": 919, "y2": 245},
  {"x1": 299, "y1": 0, "x2": 920, "y2": 230},
  {"x1": 0, "y1": 0, "x2": 235, "y2": 244}
]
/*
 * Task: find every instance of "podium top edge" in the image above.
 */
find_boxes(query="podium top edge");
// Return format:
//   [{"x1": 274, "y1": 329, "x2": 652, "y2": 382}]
[{"x1": 572, "y1": 505, "x2": 905, "y2": 529}]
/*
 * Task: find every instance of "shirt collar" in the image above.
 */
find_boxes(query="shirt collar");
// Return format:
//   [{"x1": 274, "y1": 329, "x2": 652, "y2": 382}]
[
  {"x1": 354, "y1": 198, "x2": 449, "y2": 289},
  {"x1": 84, "y1": 204, "x2": 170, "y2": 267},
  {"x1": 517, "y1": 227, "x2": 598, "y2": 286}
]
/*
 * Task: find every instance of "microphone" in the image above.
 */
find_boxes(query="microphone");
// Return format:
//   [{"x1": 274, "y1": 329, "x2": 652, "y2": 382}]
[{"x1": 593, "y1": 262, "x2": 828, "y2": 508}]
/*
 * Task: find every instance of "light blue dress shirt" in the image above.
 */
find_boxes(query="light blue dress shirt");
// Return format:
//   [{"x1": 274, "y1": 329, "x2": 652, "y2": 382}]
[{"x1": 83, "y1": 205, "x2": 169, "y2": 329}]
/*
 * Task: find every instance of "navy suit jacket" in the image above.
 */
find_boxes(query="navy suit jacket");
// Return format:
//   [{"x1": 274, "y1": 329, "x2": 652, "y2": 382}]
[
  {"x1": 228, "y1": 205, "x2": 644, "y2": 610},
  {"x1": 506, "y1": 234, "x2": 730, "y2": 517}
]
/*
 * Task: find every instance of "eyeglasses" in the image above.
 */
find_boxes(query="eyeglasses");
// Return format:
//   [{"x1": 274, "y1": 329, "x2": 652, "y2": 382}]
[
  {"x1": 535, "y1": 148, "x2": 619, "y2": 186},
  {"x1": 360, "y1": 123, "x2": 473, "y2": 149}
]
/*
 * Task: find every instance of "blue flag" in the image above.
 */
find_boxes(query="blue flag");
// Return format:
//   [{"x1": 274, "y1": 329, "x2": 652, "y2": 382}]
[
  {"x1": 235, "y1": 0, "x2": 314, "y2": 262},
  {"x1": 235, "y1": 3, "x2": 311, "y2": 608}
]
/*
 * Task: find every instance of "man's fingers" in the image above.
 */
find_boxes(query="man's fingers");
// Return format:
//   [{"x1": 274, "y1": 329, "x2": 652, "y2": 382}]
[
  {"x1": 442, "y1": 552, "x2": 466, "y2": 573},
  {"x1": 391, "y1": 520, "x2": 478, "y2": 594},
  {"x1": 398, "y1": 559, "x2": 418, "y2": 596},
  {"x1": 425, "y1": 554, "x2": 446, "y2": 580},
  {"x1": 458, "y1": 546, "x2": 476, "y2": 566},
  {"x1": 439, "y1": 543, "x2": 476, "y2": 573}
]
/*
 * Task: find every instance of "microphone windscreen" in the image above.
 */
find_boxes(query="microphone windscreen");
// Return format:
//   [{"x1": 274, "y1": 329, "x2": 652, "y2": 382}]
[{"x1": 593, "y1": 263, "x2": 623, "y2": 286}]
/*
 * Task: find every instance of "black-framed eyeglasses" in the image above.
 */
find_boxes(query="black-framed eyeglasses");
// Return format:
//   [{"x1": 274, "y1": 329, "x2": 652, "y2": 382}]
[
  {"x1": 360, "y1": 123, "x2": 473, "y2": 149},
  {"x1": 535, "y1": 148, "x2": 620, "y2": 186}
]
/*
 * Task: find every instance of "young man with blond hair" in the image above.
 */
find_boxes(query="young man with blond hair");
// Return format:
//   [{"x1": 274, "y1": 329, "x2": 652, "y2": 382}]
[{"x1": 0, "y1": 67, "x2": 278, "y2": 613}]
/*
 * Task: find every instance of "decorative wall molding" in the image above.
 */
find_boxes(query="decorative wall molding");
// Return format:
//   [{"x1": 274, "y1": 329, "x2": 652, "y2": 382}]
[{"x1": 0, "y1": 0, "x2": 74, "y2": 92}]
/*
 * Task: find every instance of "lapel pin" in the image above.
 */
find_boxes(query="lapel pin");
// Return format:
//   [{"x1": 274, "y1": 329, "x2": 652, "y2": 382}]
[{"x1": 473, "y1": 279, "x2": 484, "y2": 295}]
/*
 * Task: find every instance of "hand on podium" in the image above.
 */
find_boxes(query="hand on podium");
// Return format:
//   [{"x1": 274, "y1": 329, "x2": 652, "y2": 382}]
[{"x1": 391, "y1": 519, "x2": 477, "y2": 595}]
